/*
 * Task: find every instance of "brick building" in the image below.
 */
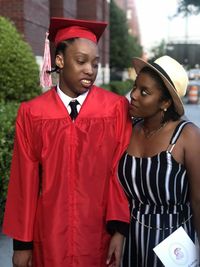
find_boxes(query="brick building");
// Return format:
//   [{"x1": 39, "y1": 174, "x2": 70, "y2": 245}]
[
  {"x1": 0, "y1": 0, "x2": 110, "y2": 84},
  {"x1": 115, "y1": 0, "x2": 140, "y2": 43}
]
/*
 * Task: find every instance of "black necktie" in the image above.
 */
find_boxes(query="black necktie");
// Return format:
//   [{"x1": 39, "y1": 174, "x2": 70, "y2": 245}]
[{"x1": 69, "y1": 100, "x2": 79, "y2": 120}]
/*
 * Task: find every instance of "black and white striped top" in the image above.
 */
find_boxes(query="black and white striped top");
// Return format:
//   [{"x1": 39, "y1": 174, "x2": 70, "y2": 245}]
[{"x1": 118, "y1": 120, "x2": 196, "y2": 267}]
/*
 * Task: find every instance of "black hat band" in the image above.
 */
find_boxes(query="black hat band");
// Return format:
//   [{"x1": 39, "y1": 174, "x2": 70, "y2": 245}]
[{"x1": 152, "y1": 62, "x2": 175, "y2": 89}]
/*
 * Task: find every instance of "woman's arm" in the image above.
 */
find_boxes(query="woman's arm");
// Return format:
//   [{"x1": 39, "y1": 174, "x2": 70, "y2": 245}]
[
  {"x1": 12, "y1": 250, "x2": 32, "y2": 267},
  {"x1": 106, "y1": 232, "x2": 125, "y2": 267},
  {"x1": 184, "y1": 123, "x2": 200, "y2": 242}
]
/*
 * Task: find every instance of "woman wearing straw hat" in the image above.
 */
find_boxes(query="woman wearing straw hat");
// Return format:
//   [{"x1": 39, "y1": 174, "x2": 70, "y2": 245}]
[{"x1": 118, "y1": 56, "x2": 200, "y2": 266}]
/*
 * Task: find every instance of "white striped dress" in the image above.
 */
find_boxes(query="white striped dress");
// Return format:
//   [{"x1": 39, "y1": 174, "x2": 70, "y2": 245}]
[{"x1": 118, "y1": 121, "x2": 196, "y2": 267}]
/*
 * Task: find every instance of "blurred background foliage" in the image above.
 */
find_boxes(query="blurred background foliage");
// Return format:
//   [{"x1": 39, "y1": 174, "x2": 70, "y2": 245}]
[
  {"x1": 101, "y1": 79, "x2": 134, "y2": 96},
  {"x1": 177, "y1": 0, "x2": 200, "y2": 15},
  {"x1": 109, "y1": 0, "x2": 142, "y2": 81}
]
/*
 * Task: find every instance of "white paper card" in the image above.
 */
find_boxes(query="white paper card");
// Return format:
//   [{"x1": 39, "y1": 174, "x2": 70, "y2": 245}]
[{"x1": 153, "y1": 227, "x2": 199, "y2": 267}]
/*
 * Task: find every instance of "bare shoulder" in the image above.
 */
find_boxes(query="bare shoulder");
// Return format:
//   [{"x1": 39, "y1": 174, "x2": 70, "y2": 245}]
[
  {"x1": 183, "y1": 121, "x2": 200, "y2": 136},
  {"x1": 182, "y1": 121, "x2": 200, "y2": 147}
]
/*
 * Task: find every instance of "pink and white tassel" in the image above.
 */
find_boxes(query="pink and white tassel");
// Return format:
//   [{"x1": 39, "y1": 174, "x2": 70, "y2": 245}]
[{"x1": 40, "y1": 32, "x2": 52, "y2": 89}]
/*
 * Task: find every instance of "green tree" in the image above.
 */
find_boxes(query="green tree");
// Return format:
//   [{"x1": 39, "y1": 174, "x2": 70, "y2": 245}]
[
  {"x1": 127, "y1": 34, "x2": 143, "y2": 63},
  {"x1": 177, "y1": 0, "x2": 200, "y2": 15},
  {"x1": 149, "y1": 40, "x2": 167, "y2": 62},
  {"x1": 0, "y1": 16, "x2": 41, "y2": 101},
  {"x1": 110, "y1": 0, "x2": 142, "y2": 71}
]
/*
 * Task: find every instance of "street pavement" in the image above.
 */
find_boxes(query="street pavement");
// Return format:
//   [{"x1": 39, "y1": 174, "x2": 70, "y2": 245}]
[
  {"x1": 0, "y1": 229, "x2": 12, "y2": 267},
  {"x1": 184, "y1": 103, "x2": 200, "y2": 127},
  {"x1": 0, "y1": 103, "x2": 200, "y2": 267}
]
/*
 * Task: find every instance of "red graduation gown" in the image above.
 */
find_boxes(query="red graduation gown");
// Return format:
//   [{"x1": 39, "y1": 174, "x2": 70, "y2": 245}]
[{"x1": 3, "y1": 86, "x2": 132, "y2": 267}]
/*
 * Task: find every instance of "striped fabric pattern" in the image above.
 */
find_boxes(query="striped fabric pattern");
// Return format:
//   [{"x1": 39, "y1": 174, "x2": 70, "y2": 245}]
[{"x1": 118, "y1": 121, "x2": 196, "y2": 267}]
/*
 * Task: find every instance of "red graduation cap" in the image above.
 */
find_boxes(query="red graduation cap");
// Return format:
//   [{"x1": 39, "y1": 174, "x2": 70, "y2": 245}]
[
  {"x1": 40, "y1": 17, "x2": 107, "y2": 89},
  {"x1": 48, "y1": 17, "x2": 107, "y2": 46}
]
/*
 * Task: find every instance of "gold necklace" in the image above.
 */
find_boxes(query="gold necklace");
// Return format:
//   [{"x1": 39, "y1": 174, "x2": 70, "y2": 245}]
[{"x1": 142, "y1": 122, "x2": 168, "y2": 139}]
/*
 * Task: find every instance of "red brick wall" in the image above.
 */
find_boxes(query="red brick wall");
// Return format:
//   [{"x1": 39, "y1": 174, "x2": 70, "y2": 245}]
[
  {"x1": 63, "y1": 0, "x2": 77, "y2": 18},
  {"x1": 77, "y1": 0, "x2": 109, "y2": 67},
  {"x1": 49, "y1": 0, "x2": 77, "y2": 65},
  {"x1": 115, "y1": 0, "x2": 128, "y2": 10},
  {"x1": 24, "y1": 0, "x2": 50, "y2": 56},
  {"x1": 127, "y1": 0, "x2": 140, "y2": 43},
  {"x1": 0, "y1": 0, "x2": 24, "y2": 33},
  {"x1": 0, "y1": 0, "x2": 109, "y2": 62},
  {"x1": 49, "y1": 0, "x2": 77, "y2": 18},
  {"x1": 115, "y1": 0, "x2": 141, "y2": 44},
  {"x1": 101, "y1": 0, "x2": 109, "y2": 67},
  {"x1": 50, "y1": 0, "x2": 63, "y2": 17},
  {"x1": 77, "y1": 0, "x2": 97, "y2": 20},
  {"x1": 0, "y1": 0, "x2": 50, "y2": 56}
]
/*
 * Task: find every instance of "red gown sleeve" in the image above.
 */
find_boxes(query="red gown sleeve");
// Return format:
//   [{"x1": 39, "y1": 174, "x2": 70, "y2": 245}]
[
  {"x1": 3, "y1": 103, "x2": 39, "y2": 241},
  {"x1": 106, "y1": 96, "x2": 132, "y2": 224}
]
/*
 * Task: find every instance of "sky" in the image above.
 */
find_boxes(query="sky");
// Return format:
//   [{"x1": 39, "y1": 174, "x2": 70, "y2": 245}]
[{"x1": 135, "y1": 0, "x2": 200, "y2": 54}]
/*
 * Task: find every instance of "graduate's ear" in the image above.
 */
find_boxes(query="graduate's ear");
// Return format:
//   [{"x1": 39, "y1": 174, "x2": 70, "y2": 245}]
[{"x1": 55, "y1": 54, "x2": 64, "y2": 69}]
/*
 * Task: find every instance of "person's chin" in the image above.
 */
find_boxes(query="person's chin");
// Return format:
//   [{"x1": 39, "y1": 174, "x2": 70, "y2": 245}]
[
  {"x1": 129, "y1": 111, "x2": 140, "y2": 118},
  {"x1": 82, "y1": 85, "x2": 92, "y2": 92},
  {"x1": 76, "y1": 87, "x2": 90, "y2": 96},
  {"x1": 129, "y1": 103, "x2": 141, "y2": 116}
]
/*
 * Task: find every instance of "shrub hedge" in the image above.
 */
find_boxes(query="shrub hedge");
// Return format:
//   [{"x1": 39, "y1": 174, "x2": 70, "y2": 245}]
[
  {"x1": 0, "y1": 16, "x2": 41, "y2": 101},
  {"x1": 101, "y1": 79, "x2": 134, "y2": 96},
  {"x1": 0, "y1": 102, "x2": 19, "y2": 225},
  {"x1": 0, "y1": 16, "x2": 42, "y2": 226}
]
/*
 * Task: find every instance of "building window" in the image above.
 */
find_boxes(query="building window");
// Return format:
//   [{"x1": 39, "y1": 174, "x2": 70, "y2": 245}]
[{"x1": 127, "y1": 9, "x2": 132, "y2": 20}]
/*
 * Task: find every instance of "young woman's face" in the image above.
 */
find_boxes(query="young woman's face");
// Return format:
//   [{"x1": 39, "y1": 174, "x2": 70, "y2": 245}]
[
  {"x1": 57, "y1": 38, "x2": 99, "y2": 97},
  {"x1": 129, "y1": 71, "x2": 166, "y2": 118}
]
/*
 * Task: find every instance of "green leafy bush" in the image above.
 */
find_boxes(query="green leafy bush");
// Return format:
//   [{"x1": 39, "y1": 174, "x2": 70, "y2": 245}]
[
  {"x1": 0, "y1": 16, "x2": 41, "y2": 101},
  {"x1": 0, "y1": 16, "x2": 42, "y2": 226},
  {"x1": 101, "y1": 79, "x2": 134, "y2": 96},
  {"x1": 0, "y1": 101, "x2": 19, "y2": 225}
]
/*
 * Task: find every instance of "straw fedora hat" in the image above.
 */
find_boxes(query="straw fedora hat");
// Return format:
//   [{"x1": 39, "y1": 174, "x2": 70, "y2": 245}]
[{"x1": 132, "y1": 55, "x2": 188, "y2": 116}]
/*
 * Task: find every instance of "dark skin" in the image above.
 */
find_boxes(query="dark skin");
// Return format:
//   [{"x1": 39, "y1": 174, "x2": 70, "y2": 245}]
[
  {"x1": 56, "y1": 38, "x2": 99, "y2": 98},
  {"x1": 128, "y1": 71, "x2": 200, "y2": 246},
  {"x1": 12, "y1": 38, "x2": 125, "y2": 267},
  {"x1": 12, "y1": 250, "x2": 32, "y2": 267}
]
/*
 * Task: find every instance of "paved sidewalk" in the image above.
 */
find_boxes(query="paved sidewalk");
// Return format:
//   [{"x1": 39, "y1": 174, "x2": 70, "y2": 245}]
[{"x1": 0, "y1": 230, "x2": 12, "y2": 267}]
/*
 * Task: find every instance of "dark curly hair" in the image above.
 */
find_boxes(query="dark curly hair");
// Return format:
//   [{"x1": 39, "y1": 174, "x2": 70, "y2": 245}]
[{"x1": 47, "y1": 38, "x2": 77, "y2": 74}]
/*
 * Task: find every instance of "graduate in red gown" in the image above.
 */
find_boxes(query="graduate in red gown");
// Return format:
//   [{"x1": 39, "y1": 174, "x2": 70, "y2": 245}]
[{"x1": 3, "y1": 17, "x2": 132, "y2": 267}]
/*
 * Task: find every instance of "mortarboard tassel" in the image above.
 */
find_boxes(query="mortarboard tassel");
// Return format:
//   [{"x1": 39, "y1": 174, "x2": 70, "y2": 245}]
[{"x1": 40, "y1": 32, "x2": 52, "y2": 89}]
